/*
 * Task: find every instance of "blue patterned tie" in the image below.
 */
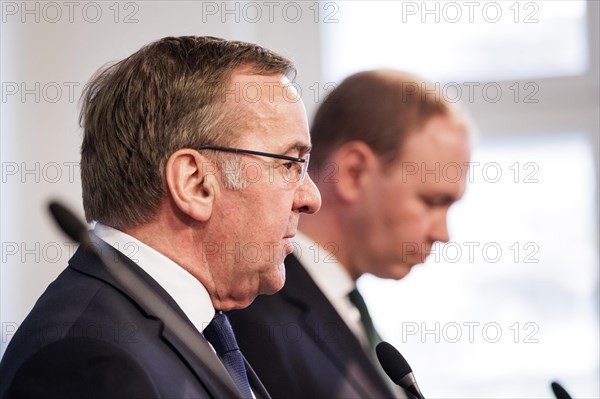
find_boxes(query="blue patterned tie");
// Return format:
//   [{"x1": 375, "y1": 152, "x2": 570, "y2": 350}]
[{"x1": 203, "y1": 312, "x2": 253, "y2": 399}]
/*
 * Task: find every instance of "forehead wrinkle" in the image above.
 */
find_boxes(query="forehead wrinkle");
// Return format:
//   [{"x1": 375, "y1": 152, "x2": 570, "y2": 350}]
[
  {"x1": 225, "y1": 74, "x2": 309, "y2": 155},
  {"x1": 221, "y1": 91, "x2": 279, "y2": 148},
  {"x1": 224, "y1": 73, "x2": 290, "y2": 130}
]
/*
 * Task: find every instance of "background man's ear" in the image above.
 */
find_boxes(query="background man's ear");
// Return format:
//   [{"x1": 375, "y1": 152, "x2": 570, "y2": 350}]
[
  {"x1": 165, "y1": 149, "x2": 218, "y2": 222},
  {"x1": 331, "y1": 141, "x2": 379, "y2": 203}
]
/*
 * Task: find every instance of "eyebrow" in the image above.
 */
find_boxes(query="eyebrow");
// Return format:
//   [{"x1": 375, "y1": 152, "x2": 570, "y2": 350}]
[
  {"x1": 281, "y1": 142, "x2": 312, "y2": 156},
  {"x1": 425, "y1": 194, "x2": 457, "y2": 206},
  {"x1": 441, "y1": 194, "x2": 458, "y2": 204}
]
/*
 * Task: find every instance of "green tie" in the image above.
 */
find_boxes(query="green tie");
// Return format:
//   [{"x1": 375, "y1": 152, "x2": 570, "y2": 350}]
[
  {"x1": 348, "y1": 287, "x2": 382, "y2": 351},
  {"x1": 349, "y1": 288, "x2": 407, "y2": 398}
]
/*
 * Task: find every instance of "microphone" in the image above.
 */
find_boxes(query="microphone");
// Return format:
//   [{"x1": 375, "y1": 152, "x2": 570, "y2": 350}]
[
  {"x1": 376, "y1": 341, "x2": 425, "y2": 399},
  {"x1": 49, "y1": 201, "x2": 94, "y2": 248},
  {"x1": 551, "y1": 381, "x2": 573, "y2": 399}
]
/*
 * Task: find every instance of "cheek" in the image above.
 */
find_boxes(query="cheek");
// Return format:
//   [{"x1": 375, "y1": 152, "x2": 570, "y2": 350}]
[
  {"x1": 252, "y1": 193, "x2": 290, "y2": 224},
  {"x1": 384, "y1": 200, "x2": 431, "y2": 243},
  {"x1": 250, "y1": 197, "x2": 296, "y2": 257}
]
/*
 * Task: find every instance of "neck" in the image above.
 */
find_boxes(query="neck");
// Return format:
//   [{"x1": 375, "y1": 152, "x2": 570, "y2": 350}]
[{"x1": 120, "y1": 205, "x2": 217, "y2": 299}]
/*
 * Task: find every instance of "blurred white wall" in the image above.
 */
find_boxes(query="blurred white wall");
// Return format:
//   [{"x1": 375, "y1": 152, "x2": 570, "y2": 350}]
[{"x1": 1, "y1": 1, "x2": 598, "y2": 398}]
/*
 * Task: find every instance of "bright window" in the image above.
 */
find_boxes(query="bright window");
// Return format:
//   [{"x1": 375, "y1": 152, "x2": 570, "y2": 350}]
[
  {"x1": 322, "y1": 1, "x2": 588, "y2": 83},
  {"x1": 360, "y1": 133, "x2": 599, "y2": 398}
]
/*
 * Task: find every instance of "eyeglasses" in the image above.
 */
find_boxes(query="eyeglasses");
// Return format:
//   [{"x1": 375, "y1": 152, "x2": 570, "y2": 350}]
[{"x1": 196, "y1": 145, "x2": 310, "y2": 185}]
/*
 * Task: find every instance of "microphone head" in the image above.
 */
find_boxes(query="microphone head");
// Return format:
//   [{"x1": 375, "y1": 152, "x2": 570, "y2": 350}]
[
  {"x1": 48, "y1": 201, "x2": 91, "y2": 246},
  {"x1": 376, "y1": 341, "x2": 412, "y2": 384},
  {"x1": 551, "y1": 381, "x2": 573, "y2": 399}
]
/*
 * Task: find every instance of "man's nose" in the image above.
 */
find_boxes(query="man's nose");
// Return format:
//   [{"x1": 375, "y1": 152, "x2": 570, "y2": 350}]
[
  {"x1": 430, "y1": 211, "x2": 450, "y2": 244},
  {"x1": 294, "y1": 175, "x2": 322, "y2": 214}
]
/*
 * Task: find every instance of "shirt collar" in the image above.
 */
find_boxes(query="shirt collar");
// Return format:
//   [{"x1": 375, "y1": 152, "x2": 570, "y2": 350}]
[
  {"x1": 93, "y1": 223, "x2": 215, "y2": 333},
  {"x1": 292, "y1": 231, "x2": 355, "y2": 300}
]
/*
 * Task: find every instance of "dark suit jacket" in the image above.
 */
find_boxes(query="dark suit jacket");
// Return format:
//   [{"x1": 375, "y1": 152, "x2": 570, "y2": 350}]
[
  {"x1": 228, "y1": 254, "x2": 396, "y2": 399},
  {"x1": 0, "y1": 244, "x2": 270, "y2": 399}
]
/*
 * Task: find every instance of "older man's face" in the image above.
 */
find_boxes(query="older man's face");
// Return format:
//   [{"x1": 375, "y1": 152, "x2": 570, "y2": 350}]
[
  {"x1": 206, "y1": 73, "x2": 321, "y2": 310},
  {"x1": 352, "y1": 116, "x2": 471, "y2": 280}
]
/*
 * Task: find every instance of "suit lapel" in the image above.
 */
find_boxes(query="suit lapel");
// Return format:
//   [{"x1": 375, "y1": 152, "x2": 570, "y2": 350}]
[
  {"x1": 243, "y1": 357, "x2": 271, "y2": 399},
  {"x1": 68, "y1": 244, "x2": 242, "y2": 398},
  {"x1": 280, "y1": 254, "x2": 395, "y2": 398}
]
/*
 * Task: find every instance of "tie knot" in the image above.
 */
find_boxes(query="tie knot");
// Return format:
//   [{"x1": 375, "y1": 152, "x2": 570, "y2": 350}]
[
  {"x1": 348, "y1": 288, "x2": 367, "y2": 310},
  {"x1": 203, "y1": 312, "x2": 239, "y2": 355}
]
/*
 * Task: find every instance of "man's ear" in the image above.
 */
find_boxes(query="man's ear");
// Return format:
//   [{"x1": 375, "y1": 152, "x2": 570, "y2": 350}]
[
  {"x1": 165, "y1": 149, "x2": 217, "y2": 222},
  {"x1": 330, "y1": 141, "x2": 379, "y2": 204}
]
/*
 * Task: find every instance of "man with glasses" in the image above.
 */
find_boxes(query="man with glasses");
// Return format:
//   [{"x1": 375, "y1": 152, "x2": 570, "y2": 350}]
[
  {"x1": 229, "y1": 70, "x2": 472, "y2": 398},
  {"x1": 196, "y1": 145, "x2": 311, "y2": 187},
  {"x1": 0, "y1": 36, "x2": 320, "y2": 398}
]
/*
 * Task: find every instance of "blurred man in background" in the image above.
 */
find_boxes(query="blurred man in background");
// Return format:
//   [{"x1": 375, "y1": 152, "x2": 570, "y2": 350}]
[{"x1": 229, "y1": 70, "x2": 472, "y2": 398}]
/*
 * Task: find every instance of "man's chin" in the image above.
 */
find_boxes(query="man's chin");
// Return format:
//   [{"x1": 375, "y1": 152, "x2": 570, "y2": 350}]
[
  {"x1": 222, "y1": 266, "x2": 286, "y2": 310},
  {"x1": 378, "y1": 262, "x2": 417, "y2": 280},
  {"x1": 260, "y1": 265, "x2": 286, "y2": 295}
]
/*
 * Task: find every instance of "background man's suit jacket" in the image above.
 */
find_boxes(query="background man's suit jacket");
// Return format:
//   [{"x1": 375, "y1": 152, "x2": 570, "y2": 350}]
[
  {"x1": 0, "y1": 245, "x2": 270, "y2": 399},
  {"x1": 228, "y1": 254, "x2": 396, "y2": 399}
]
